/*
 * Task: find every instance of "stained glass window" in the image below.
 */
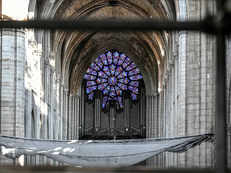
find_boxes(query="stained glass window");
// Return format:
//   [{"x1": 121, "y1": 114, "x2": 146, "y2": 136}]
[{"x1": 84, "y1": 51, "x2": 143, "y2": 110}]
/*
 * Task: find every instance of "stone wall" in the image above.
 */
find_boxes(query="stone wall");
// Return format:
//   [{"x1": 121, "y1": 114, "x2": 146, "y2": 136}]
[
  {"x1": 0, "y1": 29, "x2": 25, "y2": 136},
  {"x1": 23, "y1": 30, "x2": 80, "y2": 165},
  {"x1": 0, "y1": 29, "x2": 25, "y2": 165},
  {"x1": 160, "y1": 0, "x2": 217, "y2": 168}
]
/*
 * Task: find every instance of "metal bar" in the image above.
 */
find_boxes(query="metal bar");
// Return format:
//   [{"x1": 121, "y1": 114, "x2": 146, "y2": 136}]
[
  {"x1": 0, "y1": 0, "x2": 2, "y2": 17},
  {"x1": 1, "y1": 166, "x2": 231, "y2": 173},
  {"x1": 215, "y1": 24, "x2": 227, "y2": 173},
  {"x1": 215, "y1": 0, "x2": 228, "y2": 172},
  {"x1": 217, "y1": 0, "x2": 227, "y2": 11},
  {"x1": 0, "y1": 8, "x2": 1, "y2": 141},
  {"x1": 0, "y1": 19, "x2": 205, "y2": 32}
]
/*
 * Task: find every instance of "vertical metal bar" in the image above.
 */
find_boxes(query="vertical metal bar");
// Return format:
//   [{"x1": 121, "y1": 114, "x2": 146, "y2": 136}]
[
  {"x1": 217, "y1": 0, "x2": 227, "y2": 11},
  {"x1": 0, "y1": 0, "x2": 2, "y2": 135},
  {"x1": 215, "y1": 0, "x2": 227, "y2": 172},
  {"x1": 0, "y1": 23, "x2": 2, "y2": 134},
  {"x1": 0, "y1": 0, "x2": 2, "y2": 18},
  {"x1": 216, "y1": 32, "x2": 227, "y2": 173}
]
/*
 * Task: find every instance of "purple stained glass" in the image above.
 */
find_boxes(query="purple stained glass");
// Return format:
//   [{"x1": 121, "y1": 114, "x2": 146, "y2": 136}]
[
  {"x1": 118, "y1": 78, "x2": 129, "y2": 84},
  {"x1": 120, "y1": 53, "x2": 126, "y2": 59},
  {"x1": 118, "y1": 83, "x2": 127, "y2": 90},
  {"x1": 117, "y1": 96, "x2": 123, "y2": 108},
  {"x1": 131, "y1": 93, "x2": 137, "y2": 100},
  {"x1": 115, "y1": 66, "x2": 123, "y2": 76},
  {"x1": 118, "y1": 54, "x2": 126, "y2": 65},
  {"x1": 102, "y1": 96, "x2": 108, "y2": 108},
  {"x1": 95, "y1": 57, "x2": 101, "y2": 63},
  {"x1": 130, "y1": 74, "x2": 142, "y2": 80},
  {"x1": 109, "y1": 64, "x2": 116, "y2": 75},
  {"x1": 98, "y1": 71, "x2": 107, "y2": 78},
  {"x1": 103, "y1": 88, "x2": 109, "y2": 94},
  {"x1": 115, "y1": 87, "x2": 122, "y2": 95},
  {"x1": 86, "y1": 86, "x2": 97, "y2": 94},
  {"x1": 96, "y1": 78, "x2": 107, "y2": 84},
  {"x1": 122, "y1": 57, "x2": 130, "y2": 68},
  {"x1": 83, "y1": 51, "x2": 143, "y2": 109},
  {"x1": 118, "y1": 72, "x2": 127, "y2": 79},
  {"x1": 84, "y1": 74, "x2": 96, "y2": 80},
  {"x1": 128, "y1": 68, "x2": 139, "y2": 76},
  {"x1": 107, "y1": 51, "x2": 113, "y2": 64},
  {"x1": 88, "y1": 92, "x2": 94, "y2": 100},
  {"x1": 98, "y1": 83, "x2": 107, "y2": 90},
  {"x1": 103, "y1": 66, "x2": 111, "y2": 76},
  {"x1": 95, "y1": 57, "x2": 104, "y2": 68},
  {"x1": 106, "y1": 85, "x2": 111, "y2": 91},
  {"x1": 87, "y1": 81, "x2": 96, "y2": 87},
  {"x1": 130, "y1": 81, "x2": 139, "y2": 87},
  {"x1": 87, "y1": 68, "x2": 97, "y2": 76},
  {"x1": 101, "y1": 54, "x2": 108, "y2": 65},
  {"x1": 90, "y1": 63, "x2": 100, "y2": 71},
  {"x1": 113, "y1": 52, "x2": 119, "y2": 64},
  {"x1": 128, "y1": 86, "x2": 139, "y2": 94},
  {"x1": 126, "y1": 62, "x2": 136, "y2": 71},
  {"x1": 110, "y1": 90, "x2": 116, "y2": 97},
  {"x1": 109, "y1": 77, "x2": 117, "y2": 85}
]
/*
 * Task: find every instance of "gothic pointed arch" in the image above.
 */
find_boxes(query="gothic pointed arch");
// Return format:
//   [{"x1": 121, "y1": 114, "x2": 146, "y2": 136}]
[{"x1": 79, "y1": 50, "x2": 146, "y2": 140}]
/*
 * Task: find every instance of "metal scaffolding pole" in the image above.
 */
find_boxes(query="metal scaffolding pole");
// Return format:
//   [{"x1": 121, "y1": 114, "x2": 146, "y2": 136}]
[
  {"x1": 216, "y1": 33, "x2": 227, "y2": 173},
  {"x1": 216, "y1": 0, "x2": 227, "y2": 173},
  {"x1": 0, "y1": 19, "x2": 204, "y2": 32}
]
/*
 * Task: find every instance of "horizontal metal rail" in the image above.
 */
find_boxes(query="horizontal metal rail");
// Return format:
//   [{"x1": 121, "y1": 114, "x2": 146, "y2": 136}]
[
  {"x1": 0, "y1": 17, "x2": 229, "y2": 34},
  {"x1": 0, "y1": 19, "x2": 204, "y2": 31},
  {"x1": 0, "y1": 166, "x2": 231, "y2": 173}
]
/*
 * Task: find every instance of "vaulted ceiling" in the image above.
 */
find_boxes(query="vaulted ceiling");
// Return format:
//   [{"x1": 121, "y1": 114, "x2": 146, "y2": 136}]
[{"x1": 36, "y1": 0, "x2": 175, "y2": 95}]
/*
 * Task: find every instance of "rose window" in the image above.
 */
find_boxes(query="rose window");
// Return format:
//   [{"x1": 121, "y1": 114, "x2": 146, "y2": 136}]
[{"x1": 84, "y1": 51, "x2": 143, "y2": 110}]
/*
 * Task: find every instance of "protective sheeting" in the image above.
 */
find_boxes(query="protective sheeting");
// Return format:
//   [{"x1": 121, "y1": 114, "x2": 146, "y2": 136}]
[{"x1": 0, "y1": 134, "x2": 213, "y2": 167}]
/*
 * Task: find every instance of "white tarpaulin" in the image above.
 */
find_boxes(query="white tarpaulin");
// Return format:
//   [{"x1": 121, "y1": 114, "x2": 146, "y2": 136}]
[{"x1": 0, "y1": 134, "x2": 213, "y2": 167}]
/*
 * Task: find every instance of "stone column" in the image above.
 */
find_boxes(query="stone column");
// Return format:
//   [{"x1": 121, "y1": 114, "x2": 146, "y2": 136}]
[
  {"x1": 76, "y1": 95, "x2": 80, "y2": 139},
  {"x1": 146, "y1": 94, "x2": 159, "y2": 138},
  {"x1": 24, "y1": 90, "x2": 33, "y2": 138},
  {"x1": 55, "y1": 78, "x2": 61, "y2": 140},
  {"x1": 109, "y1": 106, "x2": 116, "y2": 139},
  {"x1": 71, "y1": 95, "x2": 76, "y2": 139},
  {"x1": 94, "y1": 94, "x2": 101, "y2": 134},
  {"x1": 72, "y1": 96, "x2": 76, "y2": 139},
  {"x1": 59, "y1": 85, "x2": 64, "y2": 140},
  {"x1": 140, "y1": 89, "x2": 146, "y2": 137},
  {"x1": 73, "y1": 95, "x2": 80, "y2": 139},
  {"x1": 0, "y1": 29, "x2": 25, "y2": 137},
  {"x1": 23, "y1": 90, "x2": 33, "y2": 166},
  {"x1": 173, "y1": 0, "x2": 187, "y2": 167},
  {"x1": 68, "y1": 95, "x2": 73, "y2": 139},
  {"x1": 146, "y1": 94, "x2": 159, "y2": 168},
  {"x1": 158, "y1": 90, "x2": 165, "y2": 167},
  {"x1": 0, "y1": 29, "x2": 25, "y2": 165},
  {"x1": 79, "y1": 87, "x2": 85, "y2": 138},
  {"x1": 62, "y1": 88, "x2": 68, "y2": 140},
  {"x1": 124, "y1": 98, "x2": 130, "y2": 133}
]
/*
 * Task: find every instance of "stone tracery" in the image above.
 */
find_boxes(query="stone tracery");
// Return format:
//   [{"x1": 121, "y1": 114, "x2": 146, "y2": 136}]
[{"x1": 84, "y1": 51, "x2": 143, "y2": 110}]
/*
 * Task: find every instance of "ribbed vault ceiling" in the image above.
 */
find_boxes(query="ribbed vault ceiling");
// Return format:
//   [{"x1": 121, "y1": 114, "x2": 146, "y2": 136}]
[{"x1": 39, "y1": 0, "x2": 174, "y2": 95}]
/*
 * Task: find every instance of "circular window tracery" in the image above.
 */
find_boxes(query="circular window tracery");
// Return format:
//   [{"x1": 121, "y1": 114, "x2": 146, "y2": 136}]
[{"x1": 84, "y1": 51, "x2": 143, "y2": 110}]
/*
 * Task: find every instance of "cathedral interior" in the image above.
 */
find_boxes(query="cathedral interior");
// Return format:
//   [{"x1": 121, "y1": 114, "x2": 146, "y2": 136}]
[{"x1": 0, "y1": 0, "x2": 231, "y2": 172}]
